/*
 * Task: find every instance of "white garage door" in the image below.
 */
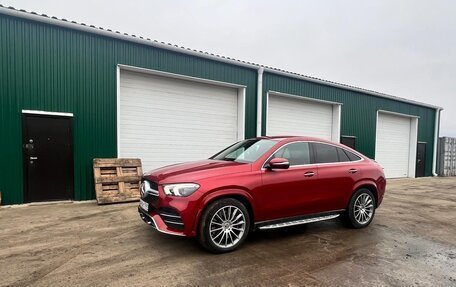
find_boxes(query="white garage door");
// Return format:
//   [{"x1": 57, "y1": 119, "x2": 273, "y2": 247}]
[
  {"x1": 267, "y1": 94, "x2": 334, "y2": 140},
  {"x1": 375, "y1": 113, "x2": 412, "y2": 178},
  {"x1": 119, "y1": 70, "x2": 240, "y2": 172}
]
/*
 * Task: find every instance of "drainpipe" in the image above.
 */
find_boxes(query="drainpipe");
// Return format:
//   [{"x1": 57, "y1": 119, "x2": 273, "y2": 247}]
[
  {"x1": 256, "y1": 67, "x2": 264, "y2": 137},
  {"x1": 432, "y1": 108, "x2": 442, "y2": 176}
]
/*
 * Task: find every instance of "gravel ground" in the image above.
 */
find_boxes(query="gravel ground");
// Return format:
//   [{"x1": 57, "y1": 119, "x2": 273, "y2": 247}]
[{"x1": 0, "y1": 177, "x2": 455, "y2": 286}]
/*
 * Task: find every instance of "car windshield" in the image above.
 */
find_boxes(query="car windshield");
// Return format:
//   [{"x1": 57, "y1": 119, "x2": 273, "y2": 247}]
[{"x1": 210, "y1": 139, "x2": 278, "y2": 163}]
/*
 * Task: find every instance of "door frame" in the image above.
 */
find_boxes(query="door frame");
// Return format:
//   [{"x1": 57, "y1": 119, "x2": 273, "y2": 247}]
[
  {"x1": 416, "y1": 141, "x2": 427, "y2": 177},
  {"x1": 375, "y1": 110, "x2": 419, "y2": 178},
  {"x1": 116, "y1": 64, "x2": 247, "y2": 159},
  {"x1": 21, "y1": 110, "x2": 74, "y2": 203}
]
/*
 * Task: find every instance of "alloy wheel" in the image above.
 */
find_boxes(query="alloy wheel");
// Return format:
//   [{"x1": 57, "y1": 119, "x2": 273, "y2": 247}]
[
  {"x1": 353, "y1": 193, "x2": 374, "y2": 225},
  {"x1": 209, "y1": 205, "x2": 246, "y2": 249}
]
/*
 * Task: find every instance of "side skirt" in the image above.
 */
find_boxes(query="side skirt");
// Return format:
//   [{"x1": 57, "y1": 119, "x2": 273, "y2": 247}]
[{"x1": 255, "y1": 210, "x2": 344, "y2": 230}]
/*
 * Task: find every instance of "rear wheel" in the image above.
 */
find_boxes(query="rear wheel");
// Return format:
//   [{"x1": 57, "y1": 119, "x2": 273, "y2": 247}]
[
  {"x1": 344, "y1": 188, "x2": 376, "y2": 228},
  {"x1": 198, "y1": 198, "x2": 250, "y2": 253}
]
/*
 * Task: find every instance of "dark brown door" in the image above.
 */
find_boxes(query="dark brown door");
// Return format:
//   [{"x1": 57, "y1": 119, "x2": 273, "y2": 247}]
[
  {"x1": 341, "y1": 136, "x2": 356, "y2": 150},
  {"x1": 23, "y1": 114, "x2": 74, "y2": 202},
  {"x1": 415, "y1": 142, "x2": 426, "y2": 177}
]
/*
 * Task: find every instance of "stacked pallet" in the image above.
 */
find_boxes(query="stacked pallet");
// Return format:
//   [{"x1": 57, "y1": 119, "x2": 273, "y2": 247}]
[{"x1": 93, "y1": 158, "x2": 143, "y2": 204}]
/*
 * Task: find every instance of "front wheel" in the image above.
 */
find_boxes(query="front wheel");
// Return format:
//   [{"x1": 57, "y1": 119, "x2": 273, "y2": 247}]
[
  {"x1": 198, "y1": 198, "x2": 250, "y2": 253},
  {"x1": 344, "y1": 188, "x2": 376, "y2": 228}
]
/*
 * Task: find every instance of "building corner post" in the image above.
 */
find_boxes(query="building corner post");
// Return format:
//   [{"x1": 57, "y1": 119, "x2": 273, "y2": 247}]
[
  {"x1": 256, "y1": 67, "x2": 264, "y2": 137},
  {"x1": 432, "y1": 108, "x2": 442, "y2": 176}
]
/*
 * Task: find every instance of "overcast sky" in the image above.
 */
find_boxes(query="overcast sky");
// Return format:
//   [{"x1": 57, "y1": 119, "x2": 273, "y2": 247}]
[{"x1": 4, "y1": 0, "x2": 455, "y2": 136}]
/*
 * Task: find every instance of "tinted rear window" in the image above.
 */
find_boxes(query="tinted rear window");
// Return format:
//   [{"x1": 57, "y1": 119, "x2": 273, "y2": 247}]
[
  {"x1": 314, "y1": 143, "x2": 338, "y2": 163},
  {"x1": 344, "y1": 149, "x2": 362, "y2": 161},
  {"x1": 337, "y1": 148, "x2": 350, "y2": 162}
]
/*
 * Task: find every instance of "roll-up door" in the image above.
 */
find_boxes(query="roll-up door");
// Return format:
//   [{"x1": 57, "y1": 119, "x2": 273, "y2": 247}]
[{"x1": 119, "y1": 70, "x2": 241, "y2": 171}]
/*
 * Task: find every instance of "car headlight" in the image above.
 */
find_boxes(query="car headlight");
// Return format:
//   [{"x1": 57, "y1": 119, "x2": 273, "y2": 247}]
[{"x1": 162, "y1": 183, "x2": 200, "y2": 197}]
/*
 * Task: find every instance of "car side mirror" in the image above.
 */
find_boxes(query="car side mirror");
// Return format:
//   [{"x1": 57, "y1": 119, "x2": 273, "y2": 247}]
[{"x1": 267, "y1": 158, "x2": 290, "y2": 170}]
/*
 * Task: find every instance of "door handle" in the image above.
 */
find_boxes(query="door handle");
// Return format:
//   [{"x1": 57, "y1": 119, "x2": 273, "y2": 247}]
[
  {"x1": 348, "y1": 168, "x2": 357, "y2": 174},
  {"x1": 304, "y1": 171, "x2": 315, "y2": 177},
  {"x1": 30, "y1": 157, "x2": 38, "y2": 160}
]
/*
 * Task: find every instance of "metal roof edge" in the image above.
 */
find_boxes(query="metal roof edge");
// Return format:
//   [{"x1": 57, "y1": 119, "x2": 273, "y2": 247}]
[
  {"x1": 0, "y1": 5, "x2": 258, "y2": 70},
  {"x1": 265, "y1": 69, "x2": 443, "y2": 110},
  {"x1": 0, "y1": 5, "x2": 443, "y2": 111}
]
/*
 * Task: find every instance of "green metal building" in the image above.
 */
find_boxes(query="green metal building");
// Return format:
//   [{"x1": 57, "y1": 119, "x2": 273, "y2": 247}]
[{"x1": 0, "y1": 6, "x2": 442, "y2": 205}]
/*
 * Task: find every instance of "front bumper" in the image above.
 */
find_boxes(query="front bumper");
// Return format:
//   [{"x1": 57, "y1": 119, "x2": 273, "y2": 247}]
[
  {"x1": 138, "y1": 207, "x2": 186, "y2": 237},
  {"x1": 138, "y1": 178, "x2": 203, "y2": 237}
]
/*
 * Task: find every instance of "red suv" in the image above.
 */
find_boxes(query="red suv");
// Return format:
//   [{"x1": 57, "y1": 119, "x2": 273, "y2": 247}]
[{"x1": 138, "y1": 136, "x2": 386, "y2": 253}]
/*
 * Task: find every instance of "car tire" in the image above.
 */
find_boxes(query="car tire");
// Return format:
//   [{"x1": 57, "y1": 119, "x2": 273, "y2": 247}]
[
  {"x1": 343, "y1": 188, "x2": 376, "y2": 229},
  {"x1": 198, "y1": 198, "x2": 250, "y2": 253}
]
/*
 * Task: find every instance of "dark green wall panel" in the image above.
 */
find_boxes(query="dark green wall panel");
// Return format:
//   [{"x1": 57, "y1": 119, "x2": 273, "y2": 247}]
[
  {"x1": 0, "y1": 15, "x2": 257, "y2": 205},
  {"x1": 0, "y1": 13, "x2": 437, "y2": 205},
  {"x1": 262, "y1": 73, "x2": 436, "y2": 177}
]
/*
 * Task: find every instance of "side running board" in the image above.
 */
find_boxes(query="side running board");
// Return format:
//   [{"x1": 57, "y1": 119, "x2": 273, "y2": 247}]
[{"x1": 258, "y1": 214, "x2": 340, "y2": 230}]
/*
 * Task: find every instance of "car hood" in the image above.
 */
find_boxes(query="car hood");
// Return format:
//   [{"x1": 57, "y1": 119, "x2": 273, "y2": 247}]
[{"x1": 143, "y1": 159, "x2": 251, "y2": 183}]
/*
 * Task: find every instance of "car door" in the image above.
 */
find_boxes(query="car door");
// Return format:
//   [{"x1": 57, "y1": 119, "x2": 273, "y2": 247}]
[
  {"x1": 312, "y1": 143, "x2": 363, "y2": 212},
  {"x1": 257, "y1": 142, "x2": 320, "y2": 221}
]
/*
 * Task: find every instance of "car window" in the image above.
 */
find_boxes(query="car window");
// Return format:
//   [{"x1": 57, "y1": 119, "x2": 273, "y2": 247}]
[
  {"x1": 314, "y1": 143, "x2": 339, "y2": 163},
  {"x1": 344, "y1": 149, "x2": 362, "y2": 161},
  {"x1": 337, "y1": 148, "x2": 350, "y2": 162},
  {"x1": 273, "y1": 142, "x2": 311, "y2": 166},
  {"x1": 211, "y1": 139, "x2": 277, "y2": 163}
]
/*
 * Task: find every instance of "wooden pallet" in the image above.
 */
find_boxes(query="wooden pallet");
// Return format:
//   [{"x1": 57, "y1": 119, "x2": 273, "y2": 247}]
[{"x1": 93, "y1": 158, "x2": 143, "y2": 204}]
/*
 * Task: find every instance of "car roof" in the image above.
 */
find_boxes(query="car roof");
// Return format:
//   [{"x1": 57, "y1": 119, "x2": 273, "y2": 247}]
[
  {"x1": 259, "y1": 135, "x2": 368, "y2": 158},
  {"x1": 257, "y1": 135, "x2": 334, "y2": 143}
]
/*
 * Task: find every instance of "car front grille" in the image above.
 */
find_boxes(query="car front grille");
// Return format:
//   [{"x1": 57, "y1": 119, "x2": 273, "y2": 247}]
[
  {"x1": 141, "y1": 179, "x2": 159, "y2": 199},
  {"x1": 158, "y1": 207, "x2": 184, "y2": 231}
]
